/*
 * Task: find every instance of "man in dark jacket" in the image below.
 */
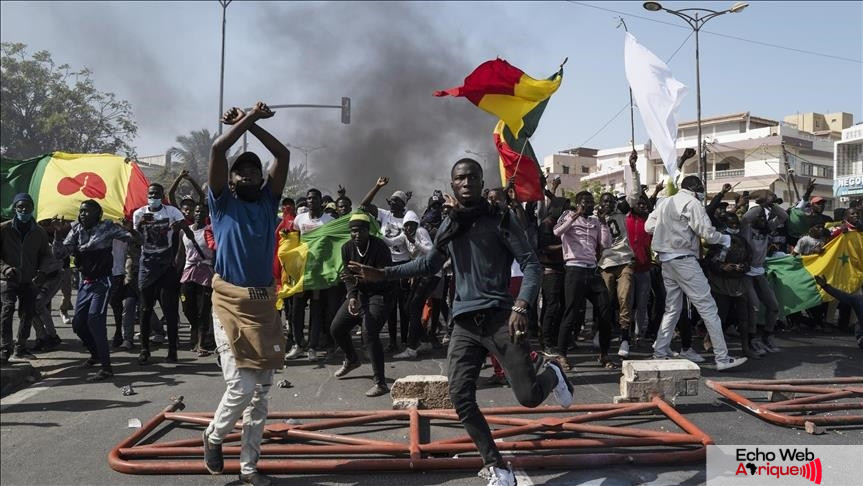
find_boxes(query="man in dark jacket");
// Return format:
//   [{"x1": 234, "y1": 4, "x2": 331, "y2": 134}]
[{"x1": 0, "y1": 193, "x2": 51, "y2": 363}]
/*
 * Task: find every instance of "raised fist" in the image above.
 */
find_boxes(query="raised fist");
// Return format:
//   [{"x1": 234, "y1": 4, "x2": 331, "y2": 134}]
[
  {"x1": 376, "y1": 177, "x2": 389, "y2": 188},
  {"x1": 251, "y1": 101, "x2": 274, "y2": 119},
  {"x1": 221, "y1": 107, "x2": 245, "y2": 125}
]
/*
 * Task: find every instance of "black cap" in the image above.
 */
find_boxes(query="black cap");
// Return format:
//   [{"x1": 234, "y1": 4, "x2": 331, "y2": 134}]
[{"x1": 230, "y1": 152, "x2": 262, "y2": 172}]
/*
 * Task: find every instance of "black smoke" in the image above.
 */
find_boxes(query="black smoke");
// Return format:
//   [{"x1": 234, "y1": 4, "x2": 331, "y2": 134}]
[{"x1": 251, "y1": 2, "x2": 497, "y2": 209}]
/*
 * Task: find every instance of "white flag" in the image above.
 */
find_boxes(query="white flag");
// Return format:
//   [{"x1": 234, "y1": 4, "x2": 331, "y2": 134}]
[{"x1": 624, "y1": 32, "x2": 688, "y2": 181}]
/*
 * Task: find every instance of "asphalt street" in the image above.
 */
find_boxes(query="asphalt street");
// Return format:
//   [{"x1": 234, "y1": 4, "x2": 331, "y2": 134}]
[{"x1": 1, "y1": 295, "x2": 861, "y2": 486}]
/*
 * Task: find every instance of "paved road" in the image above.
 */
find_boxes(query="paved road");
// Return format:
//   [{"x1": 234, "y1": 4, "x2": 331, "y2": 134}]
[{"x1": 1, "y1": 296, "x2": 861, "y2": 486}]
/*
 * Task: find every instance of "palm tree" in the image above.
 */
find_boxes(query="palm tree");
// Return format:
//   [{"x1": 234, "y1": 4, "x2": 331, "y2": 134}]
[
  {"x1": 168, "y1": 129, "x2": 216, "y2": 181},
  {"x1": 282, "y1": 163, "x2": 314, "y2": 198}
]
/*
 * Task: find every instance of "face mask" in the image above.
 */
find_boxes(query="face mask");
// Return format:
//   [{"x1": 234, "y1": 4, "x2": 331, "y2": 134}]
[
  {"x1": 695, "y1": 191, "x2": 706, "y2": 202},
  {"x1": 15, "y1": 210, "x2": 32, "y2": 223},
  {"x1": 235, "y1": 183, "x2": 262, "y2": 202},
  {"x1": 148, "y1": 197, "x2": 162, "y2": 210},
  {"x1": 726, "y1": 228, "x2": 739, "y2": 235}
]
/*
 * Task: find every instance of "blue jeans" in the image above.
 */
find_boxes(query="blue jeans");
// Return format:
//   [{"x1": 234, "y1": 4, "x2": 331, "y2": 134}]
[{"x1": 74, "y1": 278, "x2": 112, "y2": 371}]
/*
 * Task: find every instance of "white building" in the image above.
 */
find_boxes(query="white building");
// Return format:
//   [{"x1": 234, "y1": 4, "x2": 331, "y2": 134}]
[
  {"x1": 834, "y1": 124, "x2": 863, "y2": 204},
  {"x1": 558, "y1": 112, "x2": 844, "y2": 214},
  {"x1": 541, "y1": 148, "x2": 597, "y2": 192}
]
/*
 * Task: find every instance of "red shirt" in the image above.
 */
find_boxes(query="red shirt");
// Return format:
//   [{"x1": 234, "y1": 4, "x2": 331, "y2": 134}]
[{"x1": 626, "y1": 213, "x2": 652, "y2": 272}]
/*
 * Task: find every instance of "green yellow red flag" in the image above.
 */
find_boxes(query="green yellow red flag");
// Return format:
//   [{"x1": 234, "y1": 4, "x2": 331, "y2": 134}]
[
  {"x1": 1, "y1": 152, "x2": 150, "y2": 221},
  {"x1": 434, "y1": 58, "x2": 562, "y2": 138},
  {"x1": 765, "y1": 231, "x2": 863, "y2": 316}
]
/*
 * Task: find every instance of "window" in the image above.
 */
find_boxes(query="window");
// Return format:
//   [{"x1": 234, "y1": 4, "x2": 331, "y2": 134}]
[
  {"x1": 581, "y1": 166, "x2": 590, "y2": 174},
  {"x1": 562, "y1": 165, "x2": 570, "y2": 175}
]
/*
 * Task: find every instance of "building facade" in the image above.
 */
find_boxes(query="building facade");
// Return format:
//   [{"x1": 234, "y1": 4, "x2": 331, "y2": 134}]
[
  {"x1": 550, "y1": 111, "x2": 851, "y2": 216},
  {"x1": 834, "y1": 124, "x2": 863, "y2": 205}
]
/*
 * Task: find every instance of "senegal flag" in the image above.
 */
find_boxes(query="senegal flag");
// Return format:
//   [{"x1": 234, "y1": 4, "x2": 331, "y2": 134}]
[
  {"x1": 494, "y1": 120, "x2": 545, "y2": 202},
  {"x1": 765, "y1": 231, "x2": 863, "y2": 317},
  {"x1": 275, "y1": 212, "x2": 381, "y2": 303},
  {"x1": 434, "y1": 58, "x2": 563, "y2": 138},
  {"x1": 1, "y1": 152, "x2": 150, "y2": 221}
]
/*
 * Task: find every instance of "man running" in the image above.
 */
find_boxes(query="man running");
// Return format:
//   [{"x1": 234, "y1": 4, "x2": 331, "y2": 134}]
[{"x1": 349, "y1": 158, "x2": 573, "y2": 486}]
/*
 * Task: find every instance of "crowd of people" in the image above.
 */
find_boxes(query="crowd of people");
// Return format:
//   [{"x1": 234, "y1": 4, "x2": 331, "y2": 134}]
[{"x1": 1, "y1": 102, "x2": 861, "y2": 486}]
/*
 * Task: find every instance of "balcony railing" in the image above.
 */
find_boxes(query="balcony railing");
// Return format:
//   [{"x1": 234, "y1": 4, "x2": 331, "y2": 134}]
[{"x1": 711, "y1": 169, "x2": 744, "y2": 179}]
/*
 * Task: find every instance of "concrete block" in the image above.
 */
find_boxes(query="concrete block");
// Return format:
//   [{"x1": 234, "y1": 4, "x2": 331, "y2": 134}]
[
  {"x1": 804, "y1": 421, "x2": 824, "y2": 435},
  {"x1": 616, "y1": 359, "x2": 701, "y2": 402},
  {"x1": 390, "y1": 375, "x2": 452, "y2": 409}
]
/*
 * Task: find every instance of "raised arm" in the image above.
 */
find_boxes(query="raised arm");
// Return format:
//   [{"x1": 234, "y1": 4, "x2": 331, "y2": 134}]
[
  {"x1": 359, "y1": 177, "x2": 389, "y2": 217},
  {"x1": 246, "y1": 104, "x2": 290, "y2": 196},
  {"x1": 167, "y1": 170, "x2": 187, "y2": 207},
  {"x1": 186, "y1": 173, "x2": 205, "y2": 203},
  {"x1": 209, "y1": 104, "x2": 265, "y2": 196}
]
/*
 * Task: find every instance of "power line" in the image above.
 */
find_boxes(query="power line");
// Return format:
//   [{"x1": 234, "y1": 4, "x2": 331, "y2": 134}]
[
  {"x1": 577, "y1": 30, "x2": 694, "y2": 148},
  {"x1": 566, "y1": 1, "x2": 862, "y2": 64}
]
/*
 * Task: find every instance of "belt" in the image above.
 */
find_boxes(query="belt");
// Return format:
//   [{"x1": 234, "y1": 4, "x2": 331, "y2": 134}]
[{"x1": 667, "y1": 255, "x2": 694, "y2": 261}]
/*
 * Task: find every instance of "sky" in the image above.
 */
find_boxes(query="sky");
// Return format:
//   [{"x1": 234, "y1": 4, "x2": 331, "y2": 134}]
[{"x1": 2, "y1": 1, "x2": 860, "y2": 198}]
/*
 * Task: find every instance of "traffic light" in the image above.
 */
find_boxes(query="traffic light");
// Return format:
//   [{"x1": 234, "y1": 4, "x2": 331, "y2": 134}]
[{"x1": 341, "y1": 97, "x2": 351, "y2": 124}]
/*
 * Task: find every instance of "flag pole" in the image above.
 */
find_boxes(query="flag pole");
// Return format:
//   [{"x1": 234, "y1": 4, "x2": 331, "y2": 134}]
[{"x1": 617, "y1": 17, "x2": 636, "y2": 152}]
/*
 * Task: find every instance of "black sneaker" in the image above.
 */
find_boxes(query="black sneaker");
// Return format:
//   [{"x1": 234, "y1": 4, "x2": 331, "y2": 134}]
[
  {"x1": 31, "y1": 338, "x2": 48, "y2": 352},
  {"x1": 239, "y1": 471, "x2": 273, "y2": 486},
  {"x1": 78, "y1": 358, "x2": 100, "y2": 369},
  {"x1": 1, "y1": 348, "x2": 10, "y2": 364},
  {"x1": 112, "y1": 335, "x2": 123, "y2": 348},
  {"x1": 202, "y1": 431, "x2": 224, "y2": 474},
  {"x1": 12, "y1": 347, "x2": 36, "y2": 360},
  {"x1": 137, "y1": 349, "x2": 151, "y2": 365},
  {"x1": 365, "y1": 383, "x2": 390, "y2": 397},
  {"x1": 166, "y1": 351, "x2": 178, "y2": 363},
  {"x1": 85, "y1": 369, "x2": 113, "y2": 382}
]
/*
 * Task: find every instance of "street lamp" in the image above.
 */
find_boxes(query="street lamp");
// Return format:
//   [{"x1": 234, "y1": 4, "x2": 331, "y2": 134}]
[
  {"x1": 286, "y1": 143, "x2": 327, "y2": 171},
  {"x1": 643, "y1": 1, "x2": 748, "y2": 186},
  {"x1": 217, "y1": 0, "x2": 232, "y2": 136}
]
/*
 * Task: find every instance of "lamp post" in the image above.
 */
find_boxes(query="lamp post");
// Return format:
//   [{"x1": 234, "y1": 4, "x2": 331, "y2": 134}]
[
  {"x1": 643, "y1": 1, "x2": 748, "y2": 185},
  {"x1": 286, "y1": 143, "x2": 327, "y2": 172},
  {"x1": 217, "y1": 0, "x2": 232, "y2": 136}
]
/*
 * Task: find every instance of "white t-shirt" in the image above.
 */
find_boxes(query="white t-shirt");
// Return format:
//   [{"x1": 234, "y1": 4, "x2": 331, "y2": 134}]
[
  {"x1": 293, "y1": 212, "x2": 333, "y2": 235},
  {"x1": 377, "y1": 208, "x2": 418, "y2": 263},
  {"x1": 132, "y1": 204, "x2": 185, "y2": 254}
]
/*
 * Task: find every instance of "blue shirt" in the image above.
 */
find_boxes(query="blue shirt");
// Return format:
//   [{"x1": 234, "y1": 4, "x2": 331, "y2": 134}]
[{"x1": 208, "y1": 185, "x2": 278, "y2": 287}]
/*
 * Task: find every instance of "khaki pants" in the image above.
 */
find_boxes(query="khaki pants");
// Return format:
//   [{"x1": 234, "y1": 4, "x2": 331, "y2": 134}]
[{"x1": 601, "y1": 264, "x2": 634, "y2": 331}]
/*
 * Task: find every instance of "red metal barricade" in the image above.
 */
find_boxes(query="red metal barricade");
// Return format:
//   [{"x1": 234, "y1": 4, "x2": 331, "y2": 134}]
[
  {"x1": 108, "y1": 395, "x2": 711, "y2": 475},
  {"x1": 705, "y1": 377, "x2": 863, "y2": 430}
]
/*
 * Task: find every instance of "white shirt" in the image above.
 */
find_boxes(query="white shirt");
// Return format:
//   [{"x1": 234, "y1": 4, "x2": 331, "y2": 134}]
[
  {"x1": 132, "y1": 204, "x2": 185, "y2": 253},
  {"x1": 293, "y1": 212, "x2": 333, "y2": 235},
  {"x1": 377, "y1": 208, "x2": 418, "y2": 263}
]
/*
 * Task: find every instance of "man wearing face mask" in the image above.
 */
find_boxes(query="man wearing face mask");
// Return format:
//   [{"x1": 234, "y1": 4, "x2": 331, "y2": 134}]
[
  {"x1": 646, "y1": 175, "x2": 747, "y2": 371},
  {"x1": 51, "y1": 200, "x2": 138, "y2": 380},
  {"x1": 740, "y1": 192, "x2": 787, "y2": 355},
  {"x1": 202, "y1": 102, "x2": 290, "y2": 486},
  {"x1": 133, "y1": 183, "x2": 187, "y2": 364},
  {"x1": 0, "y1": 193, "x2": 52, "y2": 363}
]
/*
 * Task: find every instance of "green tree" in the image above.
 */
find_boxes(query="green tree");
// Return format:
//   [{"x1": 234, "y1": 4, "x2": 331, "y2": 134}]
[
  {"x1": 0, "y1": 42, "x2": 138, "y2": 159},
  {"x1": 168, "y1": 128, "x2": 216, "y2": 181},
  {"x1": 282, "y1": 164, "x2": 314, "y2": 199},
  {"x1": 580, "y1": 180, "x2": 604, "y2": 202}
]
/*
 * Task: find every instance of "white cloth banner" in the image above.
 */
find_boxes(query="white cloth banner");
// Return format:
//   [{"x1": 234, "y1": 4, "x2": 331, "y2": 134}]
[{"x1": 624, "y1": 32, "x2": 688, "y2": 181}]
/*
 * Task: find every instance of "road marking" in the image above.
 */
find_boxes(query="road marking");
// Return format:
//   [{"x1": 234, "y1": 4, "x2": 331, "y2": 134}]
[{"x1": 0, "y1": 375, "x2": 65, "y2": 409}]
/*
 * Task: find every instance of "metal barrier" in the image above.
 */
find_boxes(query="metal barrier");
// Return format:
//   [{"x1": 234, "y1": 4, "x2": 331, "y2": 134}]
[
  {"x1": 109, "y1": 395, "x2": 712, "y2": 475},
  {"x1": 705, "y1": 377, "x2": 863, "y2": 430}
]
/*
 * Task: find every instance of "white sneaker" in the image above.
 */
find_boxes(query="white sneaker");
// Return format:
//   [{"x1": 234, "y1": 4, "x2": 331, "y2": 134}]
[
  {"x1": 481, "y1": 463, "x2": 516, "y2": 486},
  {"x1": 749, "y1": 339, "x2": 767, "y2": 355},
  {"x1": 716, "y1": 356, "x2": 748, "y2": 371},
  {"x1": 617, "y1": 340, "x2": 630, "y2": 358},
  {"x1": 308, "y1": 349, "x2": 320, "y2": 361},
  {"x1": 393, "y1": 347, "x2": 418, "y2": 359},
  {"x1": 285, "y1": 344, "x2": 302, "y2": 360},
  {"x1": 762, "y1": 335, "x2": 780, "y2": 353},
  {"x1": 676, "y1": 347, "x2": 706, "y2": 363},
  {"x1": 416, "y1": 342, "x2": 433, "y2": 354},
  {"x1": 61, "y1": 315, "x2": 72, "y2": 325},
  {"x1": 547, "y1": 360, "x2": 574, "y2": 409}
]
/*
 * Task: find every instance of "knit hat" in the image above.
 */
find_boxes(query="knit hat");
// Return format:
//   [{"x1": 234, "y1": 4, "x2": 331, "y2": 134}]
[
  {"x1": 349, "y1": 212, "x2": 371, "y2": 229},
  {"x1": 12, "y1": 193, "x2": 33, "y2": 206}
]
